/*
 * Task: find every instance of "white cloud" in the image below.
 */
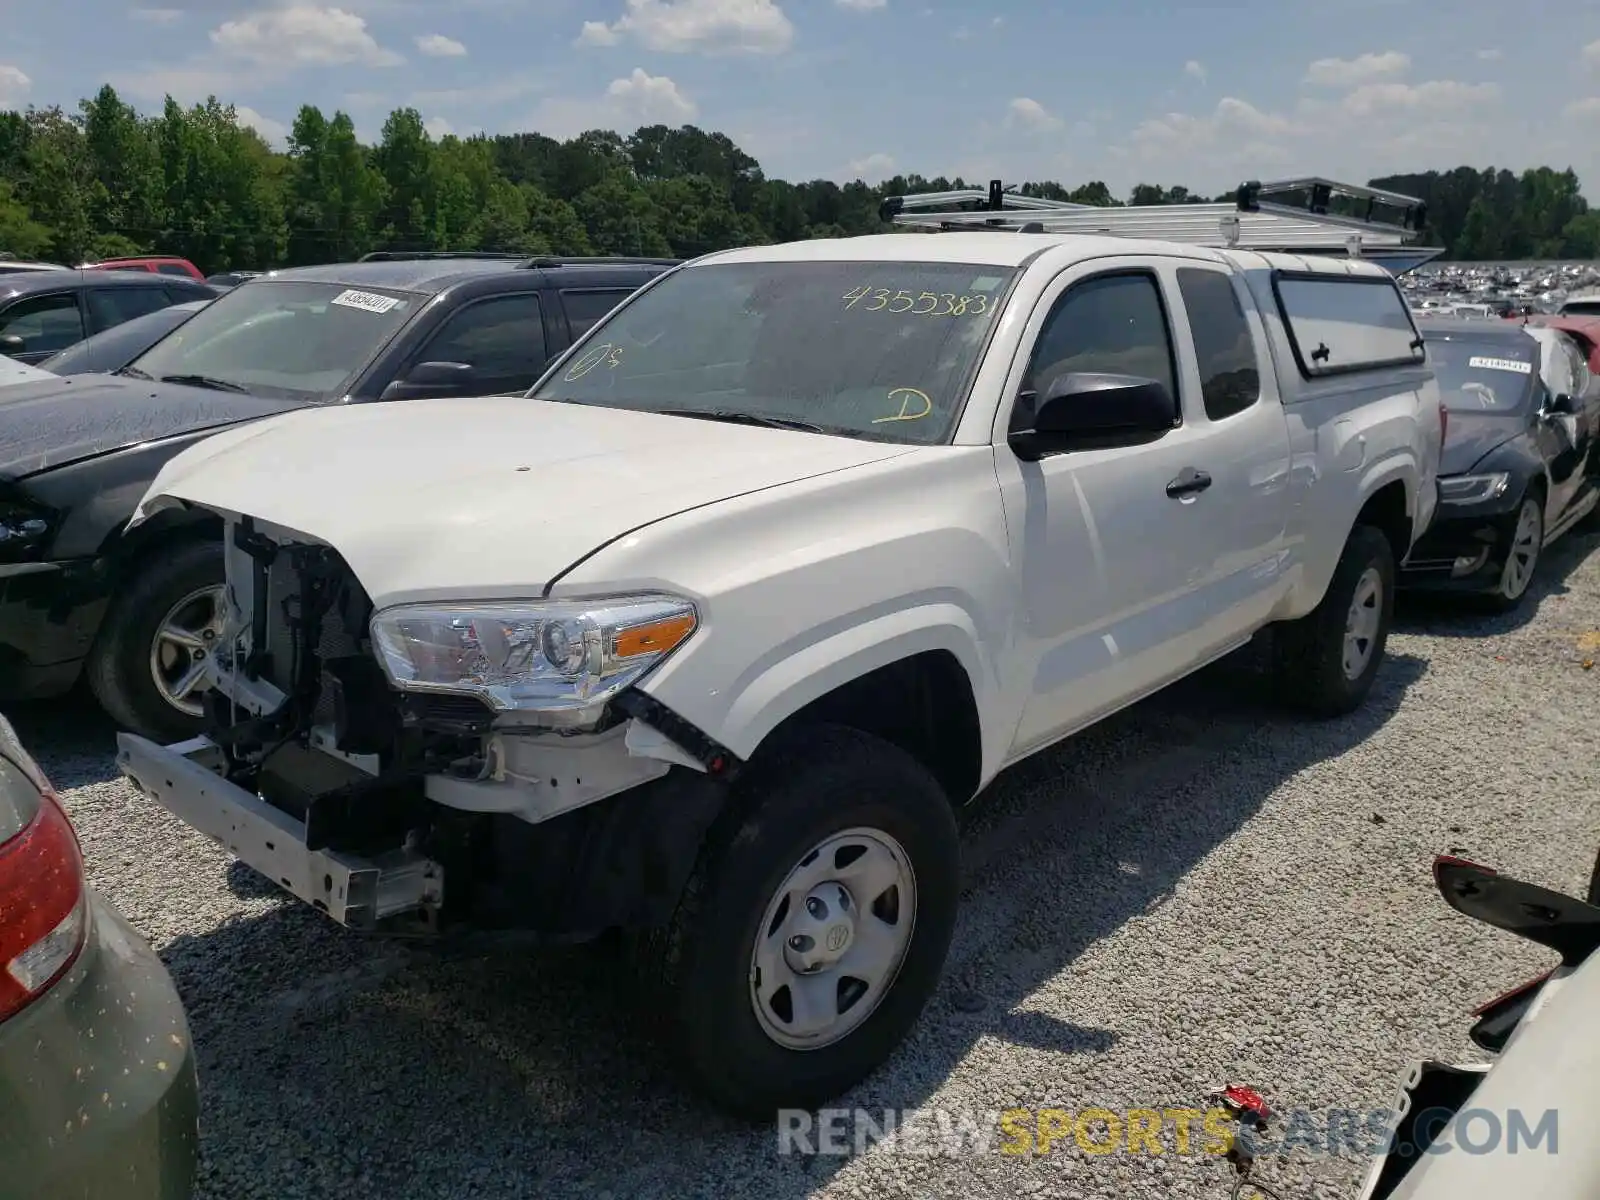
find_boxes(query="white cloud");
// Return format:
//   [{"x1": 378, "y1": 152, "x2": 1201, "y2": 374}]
[
  {"x1": 1476, "y1": 48, "x2": 1502, "y2": 61},
  {"x1": 1183, "y1": 59, "x2": 1206, "y2": 83},
  {"x1": 577, "y1": 0, "x2": 793, "y2": 54},
  {"x1": 1341, "y1": 79, "x2": 1500, "y2": 118},
  {"x1": 0, "y1": 65, "x2": 29, "y2": 109},
  {"x1": 528, "y1": 67, "x2": 696, "y2": 139},
  {"x1": 211, "y1": 6, "x2": 404, "y2": 68},
  {"x1": 129, "y1": 7, "x2": 182, "y2": 22},
  {"x1": 848, "y1": 152, "x2": 895, "y2": 181},
  {"x1": 836, "y1": 0, "x2": 886, "y2": 8},
  {"x1": 1304, "y1": 50, "x2": 1410, "y2": 87},
  {"x1": 424, "y1": 115, "x2": 454, "y2": 138},
  {"x1": 1565, "y1": 97, "x2": 1600, "y2": 120},
  {"x1": 414, "y1": 33, "x2": 467, "y2": 57},
  {"x1": 1006, "y1": 96, "x2": 1064, "y2": 132},
  {"x1": 235, "y1": 105, "x2": 288, "y2": 146},
  {"x1": 1586, "y1": 39, "x2": 1600, "y2": 67},
  {"x1": 1119, "y1": 81, "x2": 1526, "y2": 197}
]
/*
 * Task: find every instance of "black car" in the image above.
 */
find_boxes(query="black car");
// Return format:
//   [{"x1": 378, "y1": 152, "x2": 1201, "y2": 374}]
[
  {"x1": 38, "y1": 300, "x2": 211, "y2": 376},
  {"x1": 0, "y1": 270, "x2": 217, "y2": 365},
  {"x1": 1402, "y1": 318, "x2": 1600, "y2": 607},
  {"x1": 0, "y1": 254, "x2": 676, "y2": 740}
]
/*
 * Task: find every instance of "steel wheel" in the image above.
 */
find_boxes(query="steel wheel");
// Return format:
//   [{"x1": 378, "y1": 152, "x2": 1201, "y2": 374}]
[
  {"x1": 148, "y1": 584, "x2": 227, "y2": 717},
  {"x1": 1498, "y1": 498, "x2": 1542, "y2": 601},
  {"x1": 1342, "y1": 566, "x2": 1383, "y2": 680},
  {"x1": 749, "y1": 826, "x2": 917, "y2": 1051}
]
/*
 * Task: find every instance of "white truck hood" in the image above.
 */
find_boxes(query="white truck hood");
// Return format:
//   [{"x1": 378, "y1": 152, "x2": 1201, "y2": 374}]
[{"x1": 137, "y1": 396, "x2": 915, "y2": 608}]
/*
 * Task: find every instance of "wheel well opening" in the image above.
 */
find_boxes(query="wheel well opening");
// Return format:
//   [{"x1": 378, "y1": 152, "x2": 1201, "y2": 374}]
[
  {"x1": 1356, "y1": 481, "x2": 1411, "y2": 566},
  {"x1": 103, "y1": 509, "x2": 224, "y2": 567},
  {"x1": 770, "y1": 651, "x2": 982, "y2": 805}
]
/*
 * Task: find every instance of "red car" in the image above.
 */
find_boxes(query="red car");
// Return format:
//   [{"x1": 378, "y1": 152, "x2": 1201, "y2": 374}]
[{"x1": 81, "y1": 255, "x2": 206, "y2": 282}]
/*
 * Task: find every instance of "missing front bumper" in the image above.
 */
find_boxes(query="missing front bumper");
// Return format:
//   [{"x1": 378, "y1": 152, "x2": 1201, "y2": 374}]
[{"x1": 116, "y1": 732, "x2": 444, "y2": 930}]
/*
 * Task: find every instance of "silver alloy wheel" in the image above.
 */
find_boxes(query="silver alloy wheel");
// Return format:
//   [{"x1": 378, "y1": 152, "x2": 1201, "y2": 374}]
[
  {"x1": 149, "y1": 584, "x2": 227, "y2": 717},
  {"x1": 750, "y1": 827, "x2": 917, "y2": 1051},
  {"x1": 1342, "y1": 566, "x2": 1383, "y2": 681},
  {"x1": 1499, "y1": 499, "x2": 1542, "y2": 601}
]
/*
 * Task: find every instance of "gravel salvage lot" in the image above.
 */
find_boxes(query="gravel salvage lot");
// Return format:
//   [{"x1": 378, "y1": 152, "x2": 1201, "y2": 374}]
[{"x1": 16, "y1": 531, "x2": 1600, "y2": 1200}]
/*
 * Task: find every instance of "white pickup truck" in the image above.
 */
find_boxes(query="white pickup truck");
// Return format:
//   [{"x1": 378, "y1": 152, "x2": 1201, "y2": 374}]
[{"x1": 117, "y1": 226, "x2": 1443, "y2": 1116}]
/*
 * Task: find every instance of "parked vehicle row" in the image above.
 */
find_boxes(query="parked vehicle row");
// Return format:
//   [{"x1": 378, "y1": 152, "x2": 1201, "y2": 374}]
[{"x1": 6, "y1": 190, "x2": 1598, "y2": 1169}]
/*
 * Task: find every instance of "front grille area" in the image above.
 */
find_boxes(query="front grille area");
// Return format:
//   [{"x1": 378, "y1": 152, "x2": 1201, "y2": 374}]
[{"x1": 251, "y1": 543, "x2": 374, "y2": 723}]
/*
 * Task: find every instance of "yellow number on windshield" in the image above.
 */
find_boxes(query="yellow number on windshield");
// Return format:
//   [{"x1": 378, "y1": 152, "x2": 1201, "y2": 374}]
[
  {"x1": 912, "y1": 292, "x2": 939, "y2": 314},
  {"x1": 865, "y1": 288, "x2": 891, "y2": 311},
  {"x1": 842, "y1": 285, "x2": 872, "y2": 310},
  {"x1": 888, "y1": 290, "x2": 915, "y2": 312}
]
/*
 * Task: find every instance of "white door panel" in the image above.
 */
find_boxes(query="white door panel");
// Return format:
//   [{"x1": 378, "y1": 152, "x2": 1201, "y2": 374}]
[{"x1": 994, "y1": 260, "x2": 1221, "y2": 755}]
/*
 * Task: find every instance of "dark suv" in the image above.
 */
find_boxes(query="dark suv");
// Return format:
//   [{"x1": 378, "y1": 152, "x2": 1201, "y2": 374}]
[
  {"x1": 0, "y1": 254, "x2": 676, "y2": 739},
  {"x1": 0, "y1": 270, "x2": 218, "y2": 365}
]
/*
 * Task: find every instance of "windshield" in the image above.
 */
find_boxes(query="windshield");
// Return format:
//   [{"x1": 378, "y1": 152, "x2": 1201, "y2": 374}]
[
  {"x1": 528, "y1": 260, "x2": 1017, "y2": 443},
  {"x1": 1427, "y1": 338, "x2": 1538, "y2": 412},
  {"x1": 125, "y1": 280, "x2": 419, "y2": 401}
]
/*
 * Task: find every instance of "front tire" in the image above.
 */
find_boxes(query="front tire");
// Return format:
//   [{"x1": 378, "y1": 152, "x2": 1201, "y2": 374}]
[
  {"x1": 638, "y1": 723, "x2": 960, "y2": 1118},
  {"x1": 86, "y1": 539, "x2": 226, "y2": 741},
  {"x1": 1485, "y1": 494, "x2": 1543, "y2": 612},
  {"x1": 1272, "y1": 524, "x2": 1396, "y2": 717}
]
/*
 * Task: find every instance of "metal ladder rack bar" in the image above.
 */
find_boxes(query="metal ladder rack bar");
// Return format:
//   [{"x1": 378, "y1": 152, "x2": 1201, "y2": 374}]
[{"x1": 878, "y1": 176, "x2": 1432, "y2": 256}]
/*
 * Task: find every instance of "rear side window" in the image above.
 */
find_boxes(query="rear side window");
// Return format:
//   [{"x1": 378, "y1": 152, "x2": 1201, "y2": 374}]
[
  {"x1": 86, "y1": 287, "x2": 173, "y2": 332},
  {"x1": 1273, "y1": 274, "x2": 1424, "y2": 377},
  {"x1": 0, "y1": 293, "x2": 84, "y2": 354},
  {"x1": 156, "y1": 263, "x2": 194, "y2": 277},
  {"x1": 560, "y1": 288, "x2": 634, "y2": 339},
  {"x1": 1176, "y1": 268, "x2": 1261, "y2": 421}
]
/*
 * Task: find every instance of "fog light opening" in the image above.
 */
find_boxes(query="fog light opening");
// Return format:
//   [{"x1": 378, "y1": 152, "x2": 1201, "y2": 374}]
[{"x1": 1451, "y1": 548, "x2": 1491, "y2": 577}]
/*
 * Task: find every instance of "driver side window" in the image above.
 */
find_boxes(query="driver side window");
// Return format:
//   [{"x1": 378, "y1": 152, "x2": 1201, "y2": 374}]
[{"x1": 1013, "y1": 272, "x2": 1178, "y2": 432}]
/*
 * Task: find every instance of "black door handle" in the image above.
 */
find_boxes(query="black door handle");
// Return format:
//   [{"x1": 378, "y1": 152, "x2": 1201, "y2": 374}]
[{"x1": 1166, "y1": 468, "x2": 1212, "y2": 498}]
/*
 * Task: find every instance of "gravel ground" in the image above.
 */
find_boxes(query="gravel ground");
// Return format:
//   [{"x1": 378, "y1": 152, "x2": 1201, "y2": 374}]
[{"x1": 14, "y1": 529, "x2": 1600, "y2": 1200}]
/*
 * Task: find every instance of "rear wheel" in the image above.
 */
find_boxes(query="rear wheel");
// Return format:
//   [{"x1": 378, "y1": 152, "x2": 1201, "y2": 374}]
[
  {"x1": 637, "y1": 723, "x2": 960, "y2": 1118},
  {"x1": 1272, "y1": 525, "x2": 1395, "y2": 717},
  {"x1": 87, "y1": 539, "x2": 225, "y2": 741}
]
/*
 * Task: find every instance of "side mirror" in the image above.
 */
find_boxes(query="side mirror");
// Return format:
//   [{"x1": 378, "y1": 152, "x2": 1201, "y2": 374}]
[
  {"x1": 1547, "y1": 392, "x2": 1578, "y2": 416},
  {"x1": 381, "y1": 360, "x2": 479, "y2": 400},
  {"x1": 406, "y1": 360, "x2": 477, "y2": 387},
  {"x1": 0, "y1": 334, "x2": 24, "y2": 356},
  {"x1": 1010, "y1": 372, "x2": 1179, "y2": 461}
]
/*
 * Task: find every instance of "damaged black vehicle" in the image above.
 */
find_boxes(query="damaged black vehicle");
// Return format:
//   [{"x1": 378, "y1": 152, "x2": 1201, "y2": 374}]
[{"x1": 1400, "y1": 318, "x2": 1600, "y2": 609}]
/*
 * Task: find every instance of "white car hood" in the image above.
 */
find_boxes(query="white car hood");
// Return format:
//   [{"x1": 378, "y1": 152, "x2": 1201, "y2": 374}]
[{"x1": 138, "y1": 396, "x2": 915, "y2": 608}]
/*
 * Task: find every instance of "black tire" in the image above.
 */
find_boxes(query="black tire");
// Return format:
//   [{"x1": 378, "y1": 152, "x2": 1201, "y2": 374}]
[
  {"x1": 635, "y1": 723, "x2": 961, "y2": 1119},
  {"x1": 86, "y1": 538, "x2": 225, "y2": 741},
  {"x1": 1272, "y1": 524, "x2": 1395, "y2": 718},
  {"x1": 1484, "y1": 492, "x2": 1543, "y2": 613}
]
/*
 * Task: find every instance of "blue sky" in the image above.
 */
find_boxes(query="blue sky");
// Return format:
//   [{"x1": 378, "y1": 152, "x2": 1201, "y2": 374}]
[{"x1": 3, "y1": 0, "x2": 1595, "y2": 198}]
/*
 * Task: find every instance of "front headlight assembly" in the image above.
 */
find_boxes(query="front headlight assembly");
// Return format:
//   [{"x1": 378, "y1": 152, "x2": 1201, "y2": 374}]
[
  {"x1": 1437, "y1": 472, "x2": 1511, "y2": 505},
  {"x1": 369, "y1": 594, "x2": 698, "y2": 717}
]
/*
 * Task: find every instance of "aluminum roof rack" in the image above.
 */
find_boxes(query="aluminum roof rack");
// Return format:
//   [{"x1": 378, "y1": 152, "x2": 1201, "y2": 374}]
[{"x1": 877, "y1": 177, "x2": 1446, "y2": 271}]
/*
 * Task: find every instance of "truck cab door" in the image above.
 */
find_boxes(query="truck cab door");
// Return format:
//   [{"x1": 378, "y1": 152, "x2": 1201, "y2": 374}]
[
  {"x1": 992, "y1": 259, "x2": 1227, "y2": 758},
  {"x1": 1163, "y1": 262, "x2": 1294, "y2": 645}
]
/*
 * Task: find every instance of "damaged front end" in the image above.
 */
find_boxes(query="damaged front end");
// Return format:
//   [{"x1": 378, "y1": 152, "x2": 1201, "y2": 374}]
[{"x1": 117, "y1": 515, "x2": 739, "y2": 940}]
